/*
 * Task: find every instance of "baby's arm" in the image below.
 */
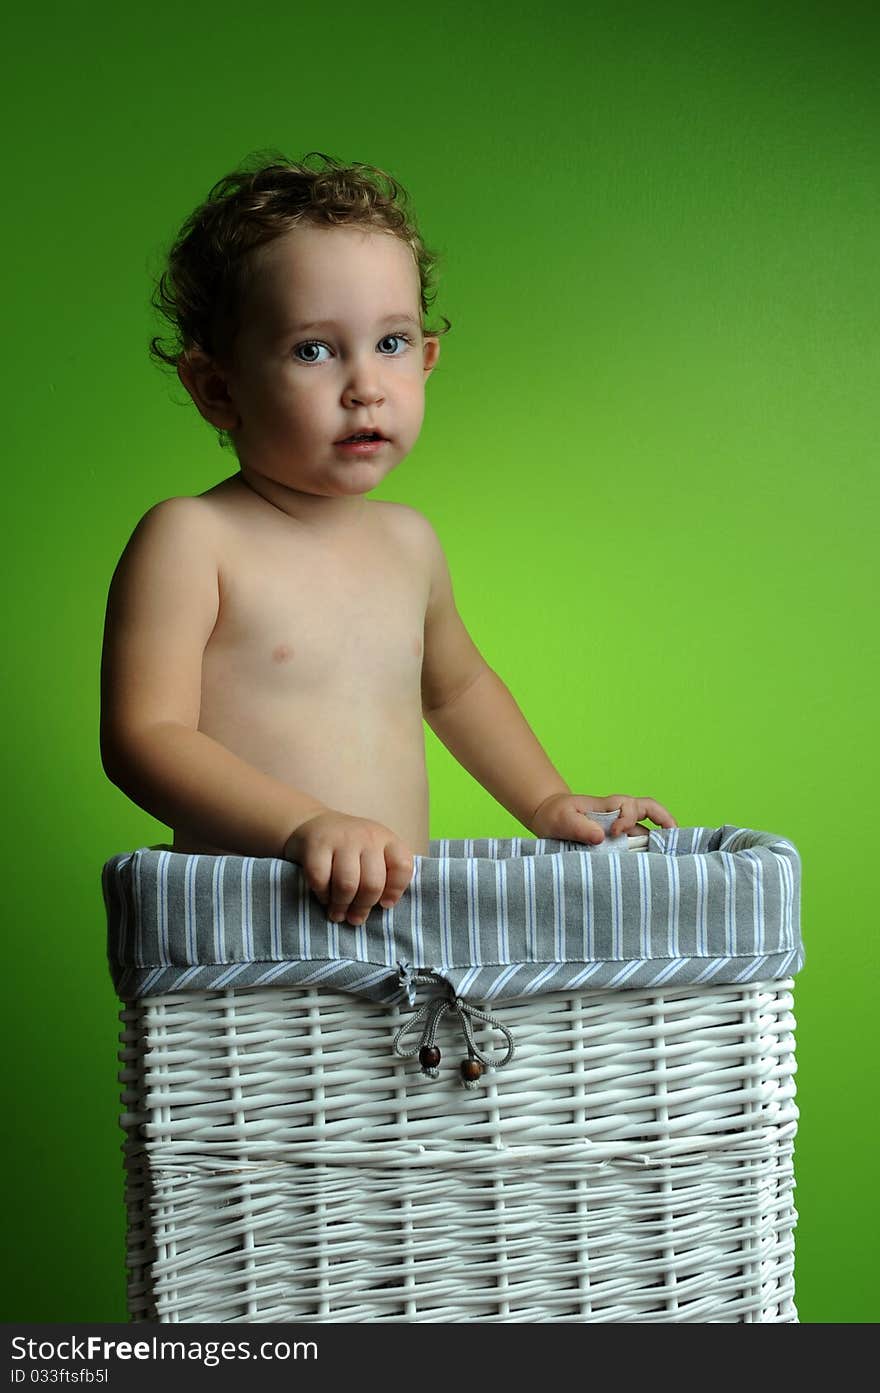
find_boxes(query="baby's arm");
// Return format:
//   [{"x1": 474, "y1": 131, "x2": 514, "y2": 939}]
[{"x1": 100, "y1": 499, "x2": 412, "y2": 923}]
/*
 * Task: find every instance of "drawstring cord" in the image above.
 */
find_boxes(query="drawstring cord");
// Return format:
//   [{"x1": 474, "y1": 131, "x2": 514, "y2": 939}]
[{"x1": 393, "y1": 965, "x2": 516, "y2": 1089}]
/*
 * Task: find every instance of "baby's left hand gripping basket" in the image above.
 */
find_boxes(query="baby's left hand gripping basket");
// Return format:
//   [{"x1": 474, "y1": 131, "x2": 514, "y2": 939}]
[{"x1": 103, "y1": 822, "x2": 804, "y2": 1324}]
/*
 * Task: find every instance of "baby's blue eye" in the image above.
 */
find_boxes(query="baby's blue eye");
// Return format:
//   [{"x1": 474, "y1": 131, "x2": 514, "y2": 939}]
[
  {"x1": 294, "y1": 341, "x2": 330, "y2": 364},
  {"x1": 378, "y1": 334, "x2": 411, "y2": 355}
]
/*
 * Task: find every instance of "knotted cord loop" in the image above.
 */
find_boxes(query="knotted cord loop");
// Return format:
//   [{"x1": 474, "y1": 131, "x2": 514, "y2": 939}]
[
  {"x1": 393, "y1": 966, "x2": 516, "y2": 1086},
  {"x1": 396, "y1": 959, "x2": 419, "y2": 1008}
]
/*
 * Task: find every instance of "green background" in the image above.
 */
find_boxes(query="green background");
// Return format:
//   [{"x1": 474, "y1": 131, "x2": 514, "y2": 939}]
[{"x1": 3, "y1": 0, "x2": 877, "y2": 1324}]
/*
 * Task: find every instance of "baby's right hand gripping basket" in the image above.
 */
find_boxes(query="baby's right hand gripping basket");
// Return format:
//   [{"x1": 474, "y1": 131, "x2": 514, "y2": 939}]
[{"x1": 105, "y1": 819, "x2": 803, "y2": 1322}]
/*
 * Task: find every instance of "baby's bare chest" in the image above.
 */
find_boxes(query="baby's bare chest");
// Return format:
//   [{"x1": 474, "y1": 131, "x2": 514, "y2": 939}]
[{"x1": 204, "y1": 524, "x2": 428, "y2": 704}]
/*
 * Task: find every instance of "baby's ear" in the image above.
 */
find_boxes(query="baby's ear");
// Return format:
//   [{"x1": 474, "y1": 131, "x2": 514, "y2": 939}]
[
  {"x1": 177, "y1": 350, "x2": 239, "y2": 429},
  {"x1": 423, "y1": 336, "x2": 441, "y2": 376}
]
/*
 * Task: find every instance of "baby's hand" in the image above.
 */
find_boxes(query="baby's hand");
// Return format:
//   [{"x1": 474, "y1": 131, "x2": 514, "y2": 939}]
[
  {"x1": 530, "y1": 792, "x2": 678, "y2": 844},
  {"x1": 283, "y1": 811, "x2": 415, "y2": 927}
]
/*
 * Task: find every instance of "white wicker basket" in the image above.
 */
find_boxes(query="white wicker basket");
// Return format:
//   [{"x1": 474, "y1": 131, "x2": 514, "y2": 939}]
[
  {"x1": 118, "y1": 980, "x2": 799, "y2": 1322},
  {"x1": 107, "y1": 827, "x2": 801, "y2": 1323}
]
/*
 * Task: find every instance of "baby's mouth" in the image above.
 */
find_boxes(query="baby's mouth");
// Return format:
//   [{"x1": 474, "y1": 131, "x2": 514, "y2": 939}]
[{"x1": 336, "y1": 431, "x2": 386, "y2": 443}]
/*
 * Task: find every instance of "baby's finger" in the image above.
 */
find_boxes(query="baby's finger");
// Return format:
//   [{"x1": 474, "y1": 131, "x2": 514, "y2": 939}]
[
  {"x1": 563, "y1": 810, "x2": 605, "y2": 844},
  {"x1": 304, "y1": 845, "x2": 334, "y2": 909},
  {"x1": 327, "y1": 849, "x2": 362, "y2": 923},
  {"x1": 608, "y1": 797, "x2": 639, "y2": 837},
  {"x1": 640, "y1": 799, "x2": 677, "y2": 829},
  {"x1": 582, "y1": 817, "x2": 608, "y2": 845},
  {"x1": 346, "y1": 848, "x2": 389, "y2": 925},
  {"x1": 380, "y1": 843, "x2": 416, "y2": 908}
]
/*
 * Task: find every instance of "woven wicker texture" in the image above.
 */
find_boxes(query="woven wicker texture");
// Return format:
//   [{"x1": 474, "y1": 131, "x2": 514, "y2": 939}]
[{"x1": 119, "y1": 975, "x2": 799, "y2": 1323}]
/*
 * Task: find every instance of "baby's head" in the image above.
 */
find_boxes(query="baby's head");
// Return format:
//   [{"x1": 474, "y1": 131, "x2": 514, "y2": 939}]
[{"x1": 150, "y1": 150, "x2": 451, "y2": 500}]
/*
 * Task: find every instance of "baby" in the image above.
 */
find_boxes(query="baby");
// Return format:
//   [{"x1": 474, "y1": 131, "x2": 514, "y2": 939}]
[{"x1": 100, "y1": 150, "x2": 677, "y2": 930}]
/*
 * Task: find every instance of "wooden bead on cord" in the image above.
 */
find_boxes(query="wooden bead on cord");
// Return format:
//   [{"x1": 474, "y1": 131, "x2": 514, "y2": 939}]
[
  {"x1": 419, "y1": 1044, "x2": 441, "y2": 1077},
  {"x1": 461, "y1": 1056, "x2": 483, "y2": 1086}
]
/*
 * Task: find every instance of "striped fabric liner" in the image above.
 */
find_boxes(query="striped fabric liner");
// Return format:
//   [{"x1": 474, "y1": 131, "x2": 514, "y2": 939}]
[{"x1": 102, "y1": 825, "x2": 803, "y2": 1004}]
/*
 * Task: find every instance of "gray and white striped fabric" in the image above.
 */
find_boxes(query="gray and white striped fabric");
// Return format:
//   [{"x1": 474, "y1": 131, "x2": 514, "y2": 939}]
[{"x1": 102, "y1": 823, "x2": 803, "y2": 1004}]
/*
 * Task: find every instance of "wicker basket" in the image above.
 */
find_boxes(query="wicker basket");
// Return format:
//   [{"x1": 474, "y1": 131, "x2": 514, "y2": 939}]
[
  {"x1": 118, "y1": 977, "x2": 798, "y2": 1323},
  {"x1": 107, "y1": 827, "x2": 802, "y2": 1323}
]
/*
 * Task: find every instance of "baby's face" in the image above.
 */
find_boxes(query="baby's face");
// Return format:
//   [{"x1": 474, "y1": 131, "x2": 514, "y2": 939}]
[{"x1": 219, "y1": 223, "x2": 439, "y2": 499}]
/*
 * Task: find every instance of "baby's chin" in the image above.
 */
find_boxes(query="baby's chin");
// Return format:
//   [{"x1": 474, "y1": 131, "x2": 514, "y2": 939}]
[{"x1": 325, "y1": 456, "x2": 402, "y2": 493}]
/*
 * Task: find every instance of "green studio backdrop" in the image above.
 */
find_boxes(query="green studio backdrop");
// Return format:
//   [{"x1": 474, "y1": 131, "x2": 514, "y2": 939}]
[{"x1": 3, "y1": 0, "x2": 876, "y2": 1323}]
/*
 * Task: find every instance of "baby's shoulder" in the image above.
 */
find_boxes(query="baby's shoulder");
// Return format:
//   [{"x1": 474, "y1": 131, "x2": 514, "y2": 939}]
[
  {"x1": 371, "y1": 500, "x2": 440, "y2": 554},
  {"x1": 121, "y1": 493, "x2": 223, "y2": 559},
  {"x1": 370, "y1": 503, "x2": 447, "y2": 584}
]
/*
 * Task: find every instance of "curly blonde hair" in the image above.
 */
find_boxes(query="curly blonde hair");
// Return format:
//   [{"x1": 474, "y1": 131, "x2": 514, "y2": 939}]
[{"x1": 149, "y1": 148, "x2": 452, "y2": 451}]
